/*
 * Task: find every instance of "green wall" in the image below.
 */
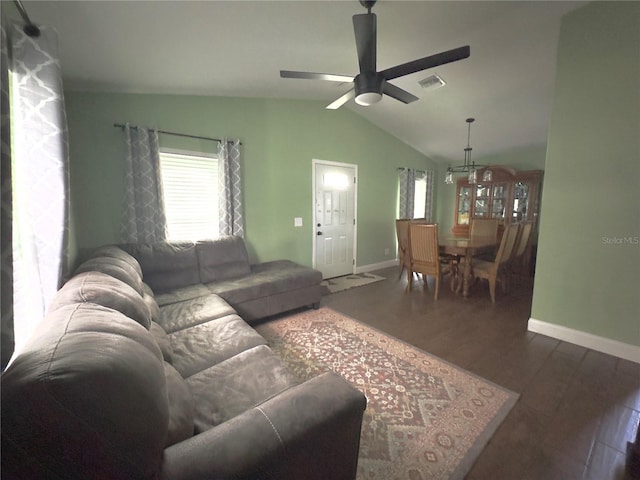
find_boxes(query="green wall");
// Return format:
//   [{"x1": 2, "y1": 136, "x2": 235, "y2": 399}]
[
  {"x1": 65, "y1": 92, "x2": 434, "y2": 268},
  {"x1": 531, "y1": 1, "x2": 640, "y2": 345}
]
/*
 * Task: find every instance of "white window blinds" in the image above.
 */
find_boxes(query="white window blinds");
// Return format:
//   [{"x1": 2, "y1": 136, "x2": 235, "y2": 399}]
[
  {"x1": 413, "y1": 176, "x2": 427, "y2": 219},
  {"x1": 159, "y1": 151, "x2": 219, "y2": 241}
]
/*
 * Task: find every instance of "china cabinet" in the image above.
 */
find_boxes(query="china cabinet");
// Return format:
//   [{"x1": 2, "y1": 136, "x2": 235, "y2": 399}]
[{"x1": 452, "y1": 166, "x2": 543, "y2": 237}]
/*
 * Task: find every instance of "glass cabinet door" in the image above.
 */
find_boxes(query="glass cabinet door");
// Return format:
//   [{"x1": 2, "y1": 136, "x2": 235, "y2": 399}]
[
  {"x1": 457, "y1": 185, "x2": 472, "y2": 225},
  {"x1": 474, "y1": 185, "x2": 489, "y2": 218},
  {"x1": 512, "y1": 181, "x2": 530, "y2": 222},
  {"x1": 491, "y1": 183, "x2": 508, "y2": 220}
]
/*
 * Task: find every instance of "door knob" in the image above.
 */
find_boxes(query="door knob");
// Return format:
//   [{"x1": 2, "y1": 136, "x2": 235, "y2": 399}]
[{"x1": 317, "y1": 231, "x2": 323, "y2": 236}]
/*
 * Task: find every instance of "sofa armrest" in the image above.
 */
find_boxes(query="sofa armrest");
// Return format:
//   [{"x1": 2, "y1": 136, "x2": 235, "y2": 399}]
[{"x1": 160, "y1": 372, "x2": 367, "y2": 480}]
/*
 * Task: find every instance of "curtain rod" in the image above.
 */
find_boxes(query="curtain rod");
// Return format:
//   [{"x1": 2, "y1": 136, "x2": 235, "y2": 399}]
[
  {"x1": 113, "y1": 123, "x2": 242, "y2": 145},
  {"x1": 13, "y1": 0, "x2": 40, "y2": 37}
]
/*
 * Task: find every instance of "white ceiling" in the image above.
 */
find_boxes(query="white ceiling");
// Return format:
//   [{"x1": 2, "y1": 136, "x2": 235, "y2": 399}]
[{"x1": 11, "y1": 0, "x2": 585, "y2": 163}]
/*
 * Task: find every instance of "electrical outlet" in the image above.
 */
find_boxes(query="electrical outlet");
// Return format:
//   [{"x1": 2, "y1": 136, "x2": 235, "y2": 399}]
[{"x1": 384, "y1": 247, "x2": 390, "y2": 256}]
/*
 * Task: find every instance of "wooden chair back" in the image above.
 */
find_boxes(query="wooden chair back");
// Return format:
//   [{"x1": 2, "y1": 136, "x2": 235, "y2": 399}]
[
  {"x1": 470, "y1": 218, "x2": 499, "y2": 243},
  {"x1": 513, "y1": 221, "x2": 533, "y2": 259},
  {"x1": 408, "y1": 223, "x2": 442, "y2": 299},
  {"x1": 495, "y1": 223, "x2": 520, "y2": 267},
  {"x1": 409, "y1": 223, "x2": 440, "y2": 273},
  {"x1": 470, "y1": 223, "x2": 520, "y2": 303}
]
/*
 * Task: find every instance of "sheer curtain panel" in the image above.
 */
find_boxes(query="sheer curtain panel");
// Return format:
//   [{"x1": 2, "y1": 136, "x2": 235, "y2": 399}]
[
  {"x1": 121, "y1": 124, "x2": 167, "y2": 243},
  {"x1": 423, "y1": 170, "x2": 435, "y2": 222},
  {"x1": 218, "y1": 138, "x2": 244, "y2": 237},
  {"x1": 5, "y1": 21, "x2": 70, "y2": 360},
  {"x1": 398, "y1": 167, "x2": 416, "y2": 219},
  {"x1": 398, "y1": 168, "x2": 434, "y2": 221},
  {"x1": 1, "y1": 24, "x2": 14, "y2": 368}
]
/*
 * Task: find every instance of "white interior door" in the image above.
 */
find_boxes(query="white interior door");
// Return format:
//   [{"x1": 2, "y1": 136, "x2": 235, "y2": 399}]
[{"x1": 313, "y1": 160, "x2": 357, "y2": 279}]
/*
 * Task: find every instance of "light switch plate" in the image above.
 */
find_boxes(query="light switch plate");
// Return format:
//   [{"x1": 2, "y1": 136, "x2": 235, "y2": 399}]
[{"x1": 294, "y1": 217, "x2": 303, "y2": 227}]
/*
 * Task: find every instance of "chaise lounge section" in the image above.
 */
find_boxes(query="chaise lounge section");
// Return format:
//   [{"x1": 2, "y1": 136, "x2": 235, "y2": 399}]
[
  {"x1": 121, "y1": 235, "x2": 323, "y2": 322},
  {"x1": 1, "y1": 236, "x2": 367, "y2": 480}
]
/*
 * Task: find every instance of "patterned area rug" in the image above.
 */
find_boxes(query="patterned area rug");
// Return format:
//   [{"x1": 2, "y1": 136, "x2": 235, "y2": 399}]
[
  {"x1": 321, "y1": 273, "x2": 385, "y2": 294},
  {"x1": 256, "y1": 308, "x2": 518, "y2": 480}
]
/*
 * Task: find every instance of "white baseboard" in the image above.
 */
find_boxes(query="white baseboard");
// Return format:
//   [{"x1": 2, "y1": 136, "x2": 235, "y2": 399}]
[
  {"x1": 356, "y1": 259, "x2": 398, "y2": 275},
  {"x1": 528, "y1": 318, "x2": 640, "y2": 364}
]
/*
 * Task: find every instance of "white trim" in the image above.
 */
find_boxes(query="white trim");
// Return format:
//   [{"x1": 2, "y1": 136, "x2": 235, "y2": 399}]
[
  {"x1": 528, "y1": 318, "x2": 640, "y2": 364},
  {"x1": 311, "y1": 159, "x2": 358, "y2": 276},
  {"x1": 355, "y1": 259, "x2": 398, "y2": 274}
]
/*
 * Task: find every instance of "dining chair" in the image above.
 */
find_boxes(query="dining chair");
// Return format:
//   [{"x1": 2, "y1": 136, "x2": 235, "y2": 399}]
[
  {"x1": 407, "y1": 223, "x2": 453, "y2": 300},
  {"x1": 470, "y1": 218, "x2": 499, "y2": 243},
  {"x1": 510, "y1": 221, "x2": 534, "y2": 274},
  {"x1": 471, "y1": 223, "x2": 520, "y2": 303},
  {"x1": 468, "y1": 217, "x2": 500, "y2": 263},
  {"x1": 395, "y1": 219, "x2": 411, "y2": 278},
  {"x1": 509, "y1": 222, "x2": 533, "y2": 277}
]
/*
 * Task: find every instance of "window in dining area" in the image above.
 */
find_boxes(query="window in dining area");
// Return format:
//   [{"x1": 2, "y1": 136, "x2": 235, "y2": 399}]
[{"x1": 398, "y1": 168, "x2": 434, "y2": 221}]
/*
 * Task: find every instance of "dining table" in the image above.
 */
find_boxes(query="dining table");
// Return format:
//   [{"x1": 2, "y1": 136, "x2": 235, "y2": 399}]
[{"x1": 439, "y1": 235, "x2": 498, "y2": 297}]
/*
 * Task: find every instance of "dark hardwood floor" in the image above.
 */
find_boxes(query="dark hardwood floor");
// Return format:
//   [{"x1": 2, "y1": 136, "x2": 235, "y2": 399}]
[{"x1": 319, "y1": 266, "x2": 640, "y2": 480}]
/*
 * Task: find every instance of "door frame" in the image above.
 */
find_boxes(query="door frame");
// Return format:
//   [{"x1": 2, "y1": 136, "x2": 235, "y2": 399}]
[{"x1": 311, "y1": 159, "x2": 358, "y2": 275}]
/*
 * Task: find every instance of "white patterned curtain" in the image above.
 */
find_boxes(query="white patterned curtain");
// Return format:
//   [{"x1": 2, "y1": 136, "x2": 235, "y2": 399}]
[
  {"x1": 1, "y1": 24, "x2": 14, "y2": 368},
  {"x1": 120, "y1": 124, "x2": 167, "y2": 243},
  {"x1": 398, "y1": 167, "x2": 416, "y2": 219},
  {"x1": 422, "y1": 170, "x2": 435, "y2": 222},
  {"x1": 5, "y1": 22, "x2": 70, "y2": 359},
  {"x1": 218, "y1": 138, "x2": 244, "y2": 237}
]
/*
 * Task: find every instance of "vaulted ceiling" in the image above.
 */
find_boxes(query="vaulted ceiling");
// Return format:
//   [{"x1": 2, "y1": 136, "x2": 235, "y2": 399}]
[{"x1": 11, "y1": 0, "x2": 584, "y2": 163}]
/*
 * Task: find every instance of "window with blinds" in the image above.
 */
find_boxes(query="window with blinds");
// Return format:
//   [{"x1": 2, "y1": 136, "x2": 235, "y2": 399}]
[
  {"x1": 159, "y1": 150, "x2": 219, "y2": 241},
  {"x1": 413, "y1": 176, "x2": 427, "y2": 219}
]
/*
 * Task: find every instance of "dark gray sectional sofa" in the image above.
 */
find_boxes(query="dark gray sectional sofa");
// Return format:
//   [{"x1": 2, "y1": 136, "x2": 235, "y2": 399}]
[
  {"x1": 1, "y1": 236, "x2": 367, "y2": 480},
  {"x1": 120, "y1": 236, "x2": 323, "y2": 322}
]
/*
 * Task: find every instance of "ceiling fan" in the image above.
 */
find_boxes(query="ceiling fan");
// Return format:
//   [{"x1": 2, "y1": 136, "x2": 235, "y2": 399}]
[{"x1": 280, "y1": 0, "x2": 470, "y2": 110}]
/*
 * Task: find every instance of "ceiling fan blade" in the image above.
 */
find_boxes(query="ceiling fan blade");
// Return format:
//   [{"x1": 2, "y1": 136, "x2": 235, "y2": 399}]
[
  {"x1": 326, "y1": 89, "x2": 355, "y2": 110},
  {"x1": 380, "y1": 45, "x2": 470, "y2": 81},
  {"x1": 353, "y1": 13, "x2": 376, "y2": 73},
  {"x1": 280, "y1": 70, "x2": 354, "y2": 83},
  {"x1": 383, "y1": 82, "x2": 419, "y2": 104}
]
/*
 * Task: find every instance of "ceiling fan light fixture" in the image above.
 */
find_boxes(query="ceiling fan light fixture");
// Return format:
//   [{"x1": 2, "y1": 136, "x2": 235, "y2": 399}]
[
  {"x1": 354, "y1": 73, "x2": 383, "y2": 106},
  {"x1": 355, "y1": 91, "x2": 383, "y2": 106}
]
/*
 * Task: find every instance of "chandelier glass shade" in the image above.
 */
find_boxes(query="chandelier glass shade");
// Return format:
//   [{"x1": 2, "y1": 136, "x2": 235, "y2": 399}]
[{"x1": 445, "y1": 118, "x2": 492, "y2": 185}]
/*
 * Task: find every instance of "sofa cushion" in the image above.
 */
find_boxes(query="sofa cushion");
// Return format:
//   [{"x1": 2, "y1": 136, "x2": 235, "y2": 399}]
[
  {"x1": 48, "y1": 272, "x2": 151, "y2": 329},
  {"x1": 196, "y1": 236, "x2": 251, "y2": 283},
  {"x1": 74, "y1": 256, "x2": 144, "y2": 296},
  {"x1": 169, "y1": 313, "x2": 267, "y2": 378},
  {"x1": 150, "y1": 321, "x2": 174, "y2": 363},
  {"x1": 163, "y1": 362, "x2": 195, "y2": 447},
  {"x1": 206, "y1": 260, "x2": 322, "y2": 305},
  {"x1": 1, "y1": 303, "x2": 168, "y2": 480},
  {"x1": 124, "y1": 242, "x2": 200, "y2": 293},
  {"x1": 158, "y1": 294, "x2": 236, "y2": 334},
  {"x1": 154, "y1": 284, "x2": 212, "y2": 307},
  {"x1": 142, "y1": 283, "x2": 162, "y2": 321},
  {"x1": 90, "y1": 245, "x2": 143, "y2": 278},
  {"x1": 186, "y1": 345, "x2": 299, "y2": 433}
]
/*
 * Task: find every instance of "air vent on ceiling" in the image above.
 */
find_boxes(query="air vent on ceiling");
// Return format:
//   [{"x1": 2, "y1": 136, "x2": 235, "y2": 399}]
[{"x1": 418, "y1": 73, "x2": 446, "y2": 90}]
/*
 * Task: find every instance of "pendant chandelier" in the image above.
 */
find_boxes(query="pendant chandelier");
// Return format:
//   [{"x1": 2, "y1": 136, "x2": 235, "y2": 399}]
[{"x1": 444, "y1": 118, "x2": 492, "y2": 185}]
